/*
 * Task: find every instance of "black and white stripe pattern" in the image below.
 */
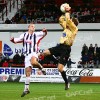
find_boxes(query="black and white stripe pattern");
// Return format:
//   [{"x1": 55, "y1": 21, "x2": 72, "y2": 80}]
[{"x1": 23, "y1": 32, "x2": 36, "y2": 54}]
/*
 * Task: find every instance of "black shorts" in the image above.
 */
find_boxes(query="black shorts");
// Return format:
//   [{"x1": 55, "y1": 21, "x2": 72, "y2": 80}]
[{"x1": 49, "y1": 44, "x2": 71, "y2": 66}]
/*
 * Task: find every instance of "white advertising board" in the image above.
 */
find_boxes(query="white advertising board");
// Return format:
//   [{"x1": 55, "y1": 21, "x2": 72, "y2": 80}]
[{"x1": 0, "y1": 68, "x2": 100, "y2": 82}]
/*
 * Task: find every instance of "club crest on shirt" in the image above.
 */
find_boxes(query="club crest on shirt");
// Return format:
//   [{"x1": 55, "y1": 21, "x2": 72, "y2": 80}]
[{"x1": 62, "y1": 33, "x2": 67, "y2": 37}]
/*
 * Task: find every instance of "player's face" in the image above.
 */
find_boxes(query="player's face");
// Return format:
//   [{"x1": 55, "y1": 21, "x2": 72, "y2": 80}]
[{"x1": 28, "y1": 24, "x2": 35, "y2": 32}]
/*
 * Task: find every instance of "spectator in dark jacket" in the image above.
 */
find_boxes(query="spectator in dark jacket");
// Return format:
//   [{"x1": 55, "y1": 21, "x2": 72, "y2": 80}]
[
  {"x1": 5, "y1": 18, "x2": 12, "y2": 24},
  {"x1": 13, "y1": 53, "x2": 21, "y2": 64},
  {"x1": 20, "y1": 53, "x2": 25, "y2": 64},
  {"x1": 94, "y1": 43, "x2": 99, "y2": 54},
  {"x1": 67, "y1": 58, "x2": 76, "y2": 68},
  {"x1": 81, "y1": 44, "x2": 88, "y2": 56},
  {"x1": 88, "y1": 44, "x2": 94, "y2": 55}
]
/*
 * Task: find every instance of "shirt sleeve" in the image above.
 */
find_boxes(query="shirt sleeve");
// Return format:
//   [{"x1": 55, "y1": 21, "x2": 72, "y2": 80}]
[
  {"x1": 67, "y1": 19, "x2": 78, "y2": 34},
  {"x1": 65, "y1": 13, "x2": 78, "y2": 35},
  {"x1": 37, "y1": 31, "x2": 45, "y2": 37},
  {"x1": 14, "y1": 33, "x2": 24, "y2": 42}
]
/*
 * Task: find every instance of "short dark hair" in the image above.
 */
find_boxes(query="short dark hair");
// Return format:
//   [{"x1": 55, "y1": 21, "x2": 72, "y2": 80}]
[
  {"x1": 72, "y1": 17, "x2": 79, "y2": 26},
  {"x1": 28, "y1": 22, "x2": 34, "y2": 28}
]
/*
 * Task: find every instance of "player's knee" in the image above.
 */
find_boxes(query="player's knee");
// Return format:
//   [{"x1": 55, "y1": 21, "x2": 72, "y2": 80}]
[
  {"x1": 26, "y1": 72, "x2": 31, "y2": 77},
  {"x1": 25, "y1": 68, "x2": 31, "y2": 76},
  {"x1": 30, "y1": 57, "x2": 37, "y2": 65},
  {"x1": 43, "y1": 50, "x2": 51, "y2": 56},
  {"x1": 25, "y1": 70, "x2": 31, "y2": 77},
  {"x1": 31, "y1": 59, "x2": 38, "y2": 66},
  {"x1": 58, "y1": 65, "x2": 64, "y2": 72},
  {"x1": 31, "y1": 61, "x2": 37, "y2": 66}
]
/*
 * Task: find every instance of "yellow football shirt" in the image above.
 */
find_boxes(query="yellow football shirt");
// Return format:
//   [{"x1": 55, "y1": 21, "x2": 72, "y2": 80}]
[{"x1": 59, "y1": 14, "x2": 78, "y2": 46}]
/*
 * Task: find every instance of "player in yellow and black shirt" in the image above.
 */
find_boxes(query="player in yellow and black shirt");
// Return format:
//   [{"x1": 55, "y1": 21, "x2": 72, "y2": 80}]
[{"x1": 39, "y1": 3, "x2": 79, "y2": 90}]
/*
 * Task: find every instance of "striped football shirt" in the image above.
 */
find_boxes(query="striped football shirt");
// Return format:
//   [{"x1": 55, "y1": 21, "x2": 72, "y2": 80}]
[{"x1": 14, "y1": 31, "x2": 45, "y2": 54}]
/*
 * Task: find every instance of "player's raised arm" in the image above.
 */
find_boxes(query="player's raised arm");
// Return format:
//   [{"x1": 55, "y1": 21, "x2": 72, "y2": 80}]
[
  {"x1": 64, "y1": 6, "x2": 78, "y2": 35},
  {"x1": 42, "y1": 28, "x2": 47, "y2": 37},
  {"x1": 66, "y1": 17, "x2": 79, "y2": 35},
  {"x1": 10, "y1": 33, "x2": 24, "y2": 44}
]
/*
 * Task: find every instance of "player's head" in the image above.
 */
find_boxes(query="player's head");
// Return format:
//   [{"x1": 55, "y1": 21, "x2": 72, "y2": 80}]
[
  {"x1": 71, "y1": 17, "x2": 79, "y2": 26},
  {"x1": 28, "y1": 22, "x2": 35, "y2": 32},
  {"x1": 60, "y1": 3, "x2": 71, "y2": 13},
  {"x1": 64, "y1": 3, "x2": 71, "y2": 12}
]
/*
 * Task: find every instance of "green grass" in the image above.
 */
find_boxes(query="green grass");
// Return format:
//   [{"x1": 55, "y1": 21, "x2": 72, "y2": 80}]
[{"x1": 0, "y1": 82, "x2": 100, "y2": 100}]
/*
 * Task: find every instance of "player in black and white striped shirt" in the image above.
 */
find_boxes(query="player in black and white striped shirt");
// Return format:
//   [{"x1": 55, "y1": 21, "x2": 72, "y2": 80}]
[{"x1": 10, "y1": 22, "x2": 47, "y2": 97}]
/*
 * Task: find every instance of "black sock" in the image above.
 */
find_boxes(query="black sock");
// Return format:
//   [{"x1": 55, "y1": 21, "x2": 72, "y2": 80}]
[{"x1": 61, "y1": 71, "x2": 68, "y2": 84}]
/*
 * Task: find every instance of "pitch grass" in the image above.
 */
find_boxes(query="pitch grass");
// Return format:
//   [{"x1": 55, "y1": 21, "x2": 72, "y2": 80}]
[{"x1": 0, "y1": 82, "x2": 100, "y2": 100}]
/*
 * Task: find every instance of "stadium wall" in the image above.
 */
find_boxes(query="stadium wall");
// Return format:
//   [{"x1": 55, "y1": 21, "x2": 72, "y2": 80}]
[
  {"x1": 0, "y1": 23, "x2": 100, "y2": 67},
  {"x1": 0, "y1": 23, "x2": 100, "y2": 30},
  {"x1": 0, "y1": 23, "x2": 100, "y2": 83}
]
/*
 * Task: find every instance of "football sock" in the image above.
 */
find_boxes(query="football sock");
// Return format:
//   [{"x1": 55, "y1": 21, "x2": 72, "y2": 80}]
[
  {"x1": 24, "y1": 77, "x2": 30, "y2": 91},
  {"x1": 38, "y1": 63, "x2": 43, "y2": 70},
  {"x1": 61, "y1": 71, "x2": 68, "y2": 84}
]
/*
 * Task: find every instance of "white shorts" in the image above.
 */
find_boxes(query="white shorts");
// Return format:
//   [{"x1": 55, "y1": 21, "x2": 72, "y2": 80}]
[{"x1": 25, "y1": 52, "x2": 38, "y2": 68}]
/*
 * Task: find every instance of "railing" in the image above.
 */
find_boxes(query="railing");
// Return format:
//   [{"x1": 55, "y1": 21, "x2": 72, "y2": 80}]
[{"x1": 0, "y1": 0, "x2": 23, "y2": 22}]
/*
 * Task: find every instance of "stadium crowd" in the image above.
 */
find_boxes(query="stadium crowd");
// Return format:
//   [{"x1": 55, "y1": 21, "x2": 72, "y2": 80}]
[
  {"x1": 0, "y1": 0, "x2": 100, "y2": 68},
  {"x1": 1, "y1": 43, "x2": 100, "y2": 68},
  {"x1": 1, "y1": 0, "x2": 100, "y2": 24},
  {"x1": 78, "y1": 43, "x2": 100, "y2": 68},
  {"x1": 0, "y1": 53, "x2": 10, "y2": 67}
]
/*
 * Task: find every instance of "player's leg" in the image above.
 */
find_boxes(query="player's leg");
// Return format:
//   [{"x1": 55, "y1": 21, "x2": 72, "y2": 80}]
[
  {"x1": 58, "y1": 63, "x2": 70, "y2": 90},
  {"x1": 38, "y1": 46, "x2": 60, "y2": 74},
  {"x1": 24, "y1": 67, "x2": 32, "y2": 91},
  {"x1": 21, "y1": 67, "x2": 31, "y2": 97},
  {"x1": 21, "y1": 55, "x2": 32, "y2": 97},
  {"x1": 38, "y1": 44, "x2": 61, "y2": 59},
  {"x1": 31, "y1": 55, "x2": 46, "y2": 75},
  {"x1": 43, "y1": 49, "x2": 51, "y2": 56},
  {"x1": 58, "y1": 44, "x2": 71, "y2": 90},
  {"x1": 38, "y1": 49, "x2": 51, "y2": 57}
]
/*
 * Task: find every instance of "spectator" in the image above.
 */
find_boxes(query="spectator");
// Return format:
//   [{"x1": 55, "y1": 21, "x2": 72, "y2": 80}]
[
  {"x1": 4, "y1": 54, "x2": 9, "y2": 62},
  {"x1": 88, "y1": 60, "x2": 94, "y2": 68},
  {"x1": 80, "y1": 43, "x2": 100, "y2": 68},
  {"x1": 2, "y1": 60, "x2": 9, "y2": 67},
  {"x1": 13, "y1": 52, "x2": 21, "y2": 64},
  {"x1": 27, "y1": 12, "x2": 33, "y2": 21},
  {"x1": 88, "y1": 53, "x2": 94, "y2": 62},
  {"x1": 67, "y1": 58, "x2": 76, "y2": 68},
  {"x1": 77, "y1": 61, "x2": 83, "y2": 68},
  {"x1": 0, "y1": 53, "x2": 5, "y2": 62},
  {"x1": 5, "y1": 18, "x2": 12, "y2": 24},
  {"x1": 81, "y1": 53, "x2": 89, "y2": 67},
  {"x1": 94, "y1": 43, "x2": 99, "y2": 54},
  {"x1": 81, "y1": 44, "x2": 88, "y2": 56},
  {"x1": 0, "y1": 58, "x2": 3, "y2": 67},
  {"x1": 93, "y1": 53, "x2": 99, "y2": 68},
  {"x1": 21, "y1": 14, "x2": 27, "y2": 23},
  {"x1": 88, "y1": 44, "x2": 94, "y2": 55},
  {"x1": 20, "y1": 53, "x2": 25, "y2": 64}
]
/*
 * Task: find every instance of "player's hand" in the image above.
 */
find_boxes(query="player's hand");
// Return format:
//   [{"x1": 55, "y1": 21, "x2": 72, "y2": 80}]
[
  {"x1": 42, "y1": 28, "x2": 47, "y2": 33},
  {"x1": 42, "y1": 28, "x2": 47, "y2": 36},
  {"x1": 10, "y1": 37, "x2": 15, "y2": 43}
]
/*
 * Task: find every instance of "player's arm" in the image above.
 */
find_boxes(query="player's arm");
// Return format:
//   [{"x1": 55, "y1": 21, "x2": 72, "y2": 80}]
[
  {"x1": 38, "y1": 28, "x2": 47, "y2": 40},
  {"x1": 36, "y1": 28, "x2": 47, "y2": 47},
  {"x1": 10, "y1": 33, "x2": 24, "y2": 44},
  {"x1": 42, "y1": 28, "x2": 47, "y2": 38},
  {"x1": 59, "y1": 15, "x2": 67, "y2": 30},
  {"x1": 63, "y1": 4, "x2": 78, "y2": 34},
  {"x1": 59, "y1": 7, "x2": 71, "y2": 30},
  {"x1": 65, "y1": 13, "x2": 78, "y2": 35}
]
